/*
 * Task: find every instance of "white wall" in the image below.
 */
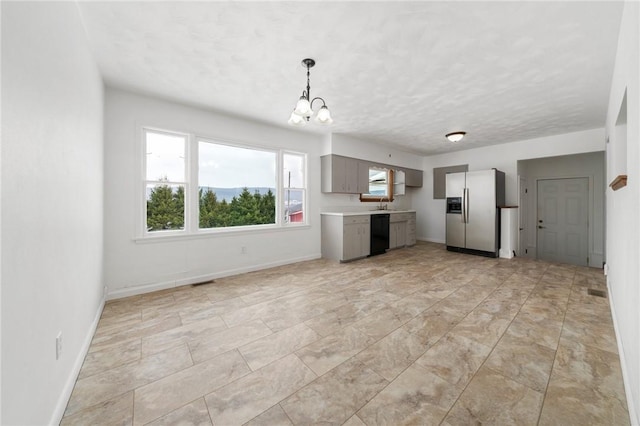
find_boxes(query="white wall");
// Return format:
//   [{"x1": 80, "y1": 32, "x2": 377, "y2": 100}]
[
  {"x1": 414, "y1": 128, "x2": 604, "y2": 244},
  {"x1": 518, "y1": 152, "x2": 605, "y2": 267},
  {"x1": 1, "y1": 3, "x2": 105, "y2": 425},
  {"x1": 329, "y1": 133, "x2": 423, "y2": 169},
  {"x1": 104, "y1": 89, "x2": 326, "y2": 298},
  {"x1": 605, "y1": 2, "x2": 640, "y2": 423},
  {"x1": 103, "y1": 95, "x2": 430, "y2": 298}
]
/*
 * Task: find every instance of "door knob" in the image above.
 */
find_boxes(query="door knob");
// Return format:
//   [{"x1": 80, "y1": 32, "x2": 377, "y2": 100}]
[
  {"x1": 538, "y1": 220, "x2": 543, "y2": 223},
  {"x1": 538, "y1": 225, "x2": 545, "y2": 229}
]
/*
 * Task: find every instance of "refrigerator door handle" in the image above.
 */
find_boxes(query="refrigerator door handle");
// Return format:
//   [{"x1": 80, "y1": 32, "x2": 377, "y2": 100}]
[
  {"x1": 461, "y1": 189, "x2": 466, "y2": 223},
  {"x1": 464, "y1": 187, "x2": 469, "y2": 223}
]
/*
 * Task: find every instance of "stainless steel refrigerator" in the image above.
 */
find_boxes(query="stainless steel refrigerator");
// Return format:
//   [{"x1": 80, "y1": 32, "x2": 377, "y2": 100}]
[{"x1": 445, "y1": 169, "x2": 505, "y2": 257}]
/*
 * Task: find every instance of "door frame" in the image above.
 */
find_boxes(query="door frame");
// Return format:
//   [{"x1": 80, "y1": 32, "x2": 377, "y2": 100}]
[
  {"x1": 533, "y1": 175, "x2": 594, "y2": 266},
  {"x1": 518, "y1": 175, "x2": 528, "y2": 258}
]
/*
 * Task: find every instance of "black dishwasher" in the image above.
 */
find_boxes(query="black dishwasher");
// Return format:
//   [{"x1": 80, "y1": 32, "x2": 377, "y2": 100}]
[{"x1": 370, "y1": 214, "x2": 390, "y2": 256}]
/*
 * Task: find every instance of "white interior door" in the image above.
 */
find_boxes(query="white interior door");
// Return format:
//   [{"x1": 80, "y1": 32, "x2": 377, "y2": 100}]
[{"x1": 537, "y1": 178, "x2": 589, "y2": 266}]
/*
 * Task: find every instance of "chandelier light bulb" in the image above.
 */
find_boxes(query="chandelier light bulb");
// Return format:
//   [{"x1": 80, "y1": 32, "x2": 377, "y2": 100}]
[
  {"x1": 315, "y1": 105, "x2": 333, "y2": 125},
  {"x1": 294, "y1": 96, "x2": 312, "y2": 117},
  {"x1": 288, "y1": 110, "x2": 306, "y2": 126}
]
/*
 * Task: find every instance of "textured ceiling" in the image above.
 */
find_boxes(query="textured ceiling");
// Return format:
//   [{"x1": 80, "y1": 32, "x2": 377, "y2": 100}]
[{"x1": 76, "y1": 1, "x2": 623, "y2": 155}]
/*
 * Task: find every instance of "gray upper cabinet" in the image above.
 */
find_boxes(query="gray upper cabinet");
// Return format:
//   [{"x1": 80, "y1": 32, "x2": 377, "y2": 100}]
[
  {"x1": 322, "y1": 154, "x2": 423, "y2": 193},
  {"x1": 433, "y1": 164, "x2": 468, "y2": 198},
  {"x1": 321, "y1": 155, "x2": 368, "y2": 194},
  {"x1": 357, "y1": 161, "x2": 370, "y2": 193},
  {"x1": 405, "y1": 168, "x2": 423, "y2": 187}
]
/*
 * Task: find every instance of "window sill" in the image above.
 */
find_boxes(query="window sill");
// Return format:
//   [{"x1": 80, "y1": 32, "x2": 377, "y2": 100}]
[{"x1": 134, "y1": 223, "x2": 311, "y2": 244}]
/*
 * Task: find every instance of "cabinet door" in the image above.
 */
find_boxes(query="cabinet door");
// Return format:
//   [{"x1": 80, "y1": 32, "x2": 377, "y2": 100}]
[
  {"x1": 389, "y1": 223, "x2": 398, "y2": 249},
  {"x1": 322, "y1": 155, "x2": 347, "y2": 193},
  {"x1": 343, "y1": 216, "x2": 370, "y2": 260},
  {"x1": 396, "y1": 222, "x2": 406, "y2": 247},
  {"x1": 359, "y1": 223, "x2": 371, "y2": 257},
  {"x1": 357, "y1": 161, "x2": 370, "y2": 194},
  {"x1": 406, "y1": 213, "x2": 416, "y2": 246},
  {"x1": 405, "y1": 169, "x2": 423, "y2": 187},
  {"x1": 331, "y1": 156, "x2": 347, "y2": 192},
  {"x1": 343, "y1": 223, "x2": 359, "y2": 260},
  {"x1": 344, "y1": 158, "x2": 359, "y2": 193}
]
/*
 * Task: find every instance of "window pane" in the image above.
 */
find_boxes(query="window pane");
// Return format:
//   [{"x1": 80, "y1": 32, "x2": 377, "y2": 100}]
[
  {"x1": 284, "y1": 189, "x2": 304, "y2": 224},
  {"x1": 368, "y1": 168, "x2": 389, "y2": 196},
  {"x1": 198, "y1": 141, "x2": 276, "y2": 228},
  {"x1": 146, "y1": 184, "x2": 185, "y2": 232},
  {"x1": 283, "y1": 153, "x2": 304, "y2": 188},
  {"x1": 146, "y1": 131, "x2": 186, "y2": 182}
]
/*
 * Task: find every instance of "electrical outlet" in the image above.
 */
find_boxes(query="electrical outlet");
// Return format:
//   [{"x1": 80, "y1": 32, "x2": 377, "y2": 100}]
[
  {"x1": 56, "y1": 332, "x2": 63, "y2": 360},
  {"x1": 241, "y1": 246, "x2": 247, "y2": 254}
]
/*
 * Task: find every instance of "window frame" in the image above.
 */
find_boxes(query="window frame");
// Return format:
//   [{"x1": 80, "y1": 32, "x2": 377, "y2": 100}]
[
  {"x1": 281, "y1": 150, "x2": 307, "y2": 226},
  {"x1": 142, "y1": 127, "x2": 190, "y2": 237},
  {"x1": 138, "y1": 127, "x2": 308, "y2": 241},
  {"x1": 196, "y1": 136, "x2": 279, "y2": 231},
  {"x1": 359, "y1": 168, "x2": 395, "y2": 203}
]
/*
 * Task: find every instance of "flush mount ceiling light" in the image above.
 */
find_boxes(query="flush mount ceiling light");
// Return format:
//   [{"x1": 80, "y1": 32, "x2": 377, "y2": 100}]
[
  {"x1": 288, "y1": 58, "x2": 333, "y2": 126},
  {"x1": 446, "y1": 132, "x2": 466, "y2": 143}
]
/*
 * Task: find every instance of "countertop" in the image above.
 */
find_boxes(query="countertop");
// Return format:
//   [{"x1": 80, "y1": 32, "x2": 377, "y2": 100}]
[{"x1": 321, "y1": 210, "x2": 416, "y2": 217}]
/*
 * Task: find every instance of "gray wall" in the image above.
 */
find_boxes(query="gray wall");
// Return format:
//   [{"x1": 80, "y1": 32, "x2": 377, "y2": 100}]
[{"x1": 517, "y1": 151, "x2": 605, "y2": 267}]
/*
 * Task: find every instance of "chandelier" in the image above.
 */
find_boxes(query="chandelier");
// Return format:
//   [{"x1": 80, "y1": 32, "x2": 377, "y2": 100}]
[{"x1": 288, "y1": 58, "x2": 333, "y2": 126}]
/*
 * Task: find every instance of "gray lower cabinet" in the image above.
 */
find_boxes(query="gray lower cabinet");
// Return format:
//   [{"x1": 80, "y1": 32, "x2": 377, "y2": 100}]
[
  {"x1": 407, "y1": 214, "x2": 417, "y2": 246},
  {"x1": 322, "y1": 211, "x2": 416, "y2": 261},
  {"x1": 390, "y1": 222, "x2": 407, "y2": 248},
  {"x1": 389, "y1": 212, "x2": 416, "y2": 248},
  {"x1": 321, "y1": 215, "x2": 370, "y2": 262}
]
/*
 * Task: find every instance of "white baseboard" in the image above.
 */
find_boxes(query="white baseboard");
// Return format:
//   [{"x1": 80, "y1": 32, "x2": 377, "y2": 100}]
[
  {"x1": 607, "y1": 277, "x2": 639, "y2": 425},
  {"x1": 499, "y1": 248, "x2": 515, "y2": 259},
  {"x1": 51, "y1": 296, "x2": 105, "y2": 425},
  {"x1": 590, "y1": 252, "x2": 604, "y2": 268},
  {"x1": 107, "y1": 253, "x2": 322, "y2": 300},
  {"x1": 417, "y1": 237, "x2": 446, "y2": 244}
]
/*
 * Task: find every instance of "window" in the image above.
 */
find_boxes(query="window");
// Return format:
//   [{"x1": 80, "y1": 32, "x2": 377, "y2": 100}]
[
  {"x1": 360, "y1": 167, "x2": 395, "y2": 202},
  {"x1": 198, "y1": 140, "x2": 277, "y2": 228},
  {"x1": 141, "y1": 128, "x2": 307, "y2": 237},
  {"x1": 283, "y1": 153, "x2": 306, "y2": 223},
  {"x1": 368, "y1": 167, "x2": 390, "y2": 197},
  {"x1": 144, "y1": 129, "x2": 187, "y2": 233}
]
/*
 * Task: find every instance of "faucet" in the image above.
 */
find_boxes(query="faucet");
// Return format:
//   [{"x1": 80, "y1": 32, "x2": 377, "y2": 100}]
[{"x1": 379, "y1": 196, "x2": 387, "y2": 210}]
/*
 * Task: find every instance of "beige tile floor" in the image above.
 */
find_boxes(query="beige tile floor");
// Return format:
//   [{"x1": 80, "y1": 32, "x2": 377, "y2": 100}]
[{"x1": 62, "y1": 242, "x2": 630, "y2": 425}]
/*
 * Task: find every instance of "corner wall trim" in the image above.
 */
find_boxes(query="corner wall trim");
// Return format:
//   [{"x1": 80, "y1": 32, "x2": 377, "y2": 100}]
[
  {"x1": 607, "y1": 277, "x2": 639, "y2": 425},
  {"x1": 50, "y1": 296, "x2": 105, "y2": 425}
]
